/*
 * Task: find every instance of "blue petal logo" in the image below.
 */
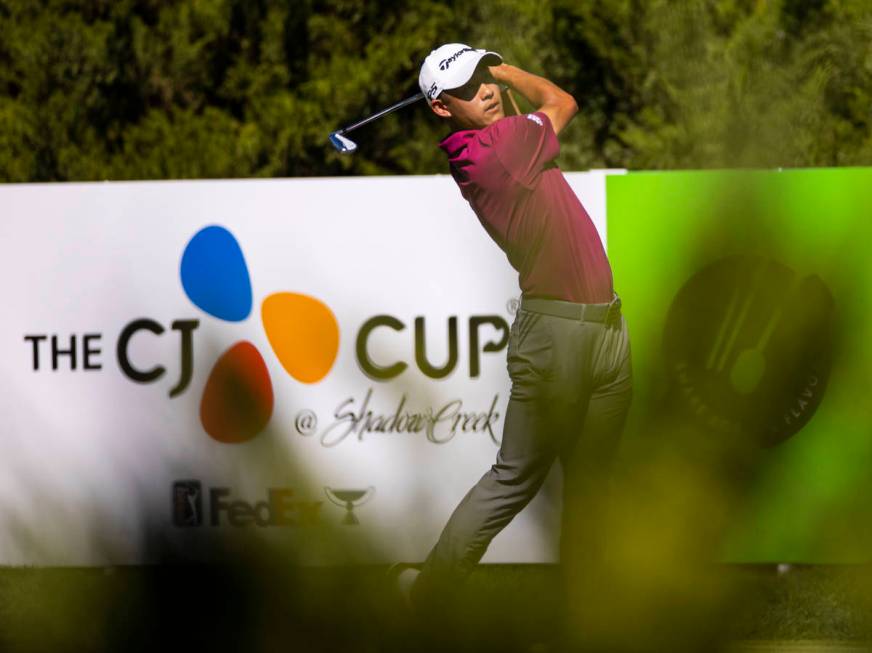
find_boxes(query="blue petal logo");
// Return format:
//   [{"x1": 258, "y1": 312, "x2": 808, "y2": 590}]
[{"x1": 180, "y1": 225, "x2": 252, "y2": 322}]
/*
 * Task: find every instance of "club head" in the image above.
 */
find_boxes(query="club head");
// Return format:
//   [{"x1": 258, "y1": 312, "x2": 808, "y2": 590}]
[{"x1": 329, "y1": 132, "x2": 357, "y2": 154}]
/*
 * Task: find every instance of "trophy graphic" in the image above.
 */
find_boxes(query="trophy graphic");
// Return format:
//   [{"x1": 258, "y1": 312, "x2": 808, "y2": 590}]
[{"x1": 324, "y1": 486, "x2": 374, "y2": 525}]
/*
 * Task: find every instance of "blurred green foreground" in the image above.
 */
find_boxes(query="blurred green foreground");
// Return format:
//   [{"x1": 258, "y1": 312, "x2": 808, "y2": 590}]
[{"x1": 0, "y1": 563, "x2": 870, "y2": 653}]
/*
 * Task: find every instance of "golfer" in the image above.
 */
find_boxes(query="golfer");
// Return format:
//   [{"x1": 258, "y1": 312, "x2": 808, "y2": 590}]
[{"x1": 404, "y1": 44, "x2": 633, "y2": 617}]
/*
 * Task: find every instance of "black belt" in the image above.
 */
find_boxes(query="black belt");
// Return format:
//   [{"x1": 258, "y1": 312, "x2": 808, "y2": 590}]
[{"x1": 520, "y1": 294, "x2": 622, "y2": 323}]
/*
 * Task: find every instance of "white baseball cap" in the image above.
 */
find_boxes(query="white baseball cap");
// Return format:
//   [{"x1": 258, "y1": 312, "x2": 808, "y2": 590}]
[{"x1": 419, "y1": 43, "x2": 502, "y2": 103}]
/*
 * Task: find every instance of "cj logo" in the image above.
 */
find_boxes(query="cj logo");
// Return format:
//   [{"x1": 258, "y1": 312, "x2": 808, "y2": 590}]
[
  {"x1": 24, "y1": 226, "x2": 511, "y2": 442},
  {"x1": 181, "y1": 226, "x2": 339, "y2": 444}
]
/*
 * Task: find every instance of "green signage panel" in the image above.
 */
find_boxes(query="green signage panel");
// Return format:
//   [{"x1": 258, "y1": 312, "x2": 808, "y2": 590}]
[{"x1": 607, "y1": 169, "x2": 872, "y2": 563}]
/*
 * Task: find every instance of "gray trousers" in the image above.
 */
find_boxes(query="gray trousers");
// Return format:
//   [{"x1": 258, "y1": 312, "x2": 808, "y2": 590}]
[{"x1": 412, "y1": 296, "x2": 632, "y2": 609}]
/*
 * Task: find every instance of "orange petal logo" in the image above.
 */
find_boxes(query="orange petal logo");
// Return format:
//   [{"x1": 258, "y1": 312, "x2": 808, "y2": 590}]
[{"x1": 262, "y1": 292, "x2": 340, "y2": 384}]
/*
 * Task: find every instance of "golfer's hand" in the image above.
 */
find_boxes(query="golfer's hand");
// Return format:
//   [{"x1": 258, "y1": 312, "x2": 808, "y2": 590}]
[
  {"x1": 488, "y1": 63, "x2": 512, "y2": 85},
  {"x1": 487, "y1": 63, "x2": 577, "y2": 135}
]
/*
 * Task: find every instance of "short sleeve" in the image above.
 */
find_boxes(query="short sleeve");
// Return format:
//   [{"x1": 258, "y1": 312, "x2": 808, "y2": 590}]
[{"x1": 490, "y1": 112, "x2": 560, "y2": 188}]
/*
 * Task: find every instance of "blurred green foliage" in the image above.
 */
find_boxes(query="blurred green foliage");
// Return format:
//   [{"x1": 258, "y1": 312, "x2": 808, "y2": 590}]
[{"x1": 1, "y1": 0, "x2": 871, "y2": 181}]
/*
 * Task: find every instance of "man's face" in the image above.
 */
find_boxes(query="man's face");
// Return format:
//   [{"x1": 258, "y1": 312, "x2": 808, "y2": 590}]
[{"x1": 432, "y1": 67, "x2": 505, "y2": 129}]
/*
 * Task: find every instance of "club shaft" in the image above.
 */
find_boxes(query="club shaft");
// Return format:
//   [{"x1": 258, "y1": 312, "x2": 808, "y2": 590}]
[{"x1": 337, "y1": 93, "x2": 425, "y2": 135}]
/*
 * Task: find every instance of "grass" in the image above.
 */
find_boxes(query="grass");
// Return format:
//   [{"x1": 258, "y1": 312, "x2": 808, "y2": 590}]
[{"x1": 0, "y1": 564, "x2": 868, "y2": 652}]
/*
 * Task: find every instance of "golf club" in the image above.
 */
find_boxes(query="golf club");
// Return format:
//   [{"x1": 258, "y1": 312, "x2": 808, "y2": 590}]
[
  {"x1": 327, "y1": 86, "x2": 522, "y2": 154},
  {"x1": 329, "y1": 92, "x2": 425, "y2": 154}
]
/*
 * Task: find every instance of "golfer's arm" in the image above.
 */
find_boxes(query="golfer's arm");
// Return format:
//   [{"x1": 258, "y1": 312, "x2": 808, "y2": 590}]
[{"x1": 490, "y1": 64, "x2": 578, "y2": 135}]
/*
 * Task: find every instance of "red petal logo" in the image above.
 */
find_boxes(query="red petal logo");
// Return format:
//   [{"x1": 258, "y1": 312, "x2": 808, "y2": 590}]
[{"x1": 200, "y1": 341, "x2": 274, "y2": 443}]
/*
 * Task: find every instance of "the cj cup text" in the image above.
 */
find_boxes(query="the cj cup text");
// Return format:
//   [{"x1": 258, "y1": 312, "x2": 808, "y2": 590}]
[{"x1": 23, "y1": 314, "x2": 511, "y2": 393}]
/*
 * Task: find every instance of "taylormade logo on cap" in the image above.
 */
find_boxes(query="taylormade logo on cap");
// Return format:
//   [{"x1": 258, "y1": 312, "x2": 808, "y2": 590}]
[
  {"x1": 419, "y1": 43, "x2": 502, "y2": 102},
  {"x1": 439, "y1": 47, "x2": 475, "y2": 70}
]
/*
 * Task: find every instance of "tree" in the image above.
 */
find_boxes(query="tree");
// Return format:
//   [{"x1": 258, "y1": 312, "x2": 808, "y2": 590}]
[{"x1": 1, "y1": 0, "x2": 871, "y2": 181}]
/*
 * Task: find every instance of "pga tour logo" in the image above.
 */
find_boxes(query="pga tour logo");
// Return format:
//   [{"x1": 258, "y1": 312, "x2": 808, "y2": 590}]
[{"x1": 173, "y1": 480, "x2": 203, "y2": 527}]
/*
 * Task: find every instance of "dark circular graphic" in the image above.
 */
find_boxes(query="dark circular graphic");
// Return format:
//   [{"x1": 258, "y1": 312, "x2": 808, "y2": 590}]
[{"x1": 663, "y1": 256, "x2": 835, "y2": 447}]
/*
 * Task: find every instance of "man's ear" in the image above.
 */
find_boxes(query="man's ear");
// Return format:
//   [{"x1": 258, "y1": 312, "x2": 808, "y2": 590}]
[{"x1": 430, "y1": 98, "x2": 452, "y2": 119}]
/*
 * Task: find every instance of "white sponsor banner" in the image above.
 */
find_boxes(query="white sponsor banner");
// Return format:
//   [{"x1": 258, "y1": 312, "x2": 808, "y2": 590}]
[{"x1": 0, "y1": 173, "x2": 612, "y2": 565}]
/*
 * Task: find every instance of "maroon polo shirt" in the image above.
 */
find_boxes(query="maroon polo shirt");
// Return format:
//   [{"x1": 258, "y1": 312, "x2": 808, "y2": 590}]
[{"x1": 440, "y1": 112, "x2": 613, "y2": 304}]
